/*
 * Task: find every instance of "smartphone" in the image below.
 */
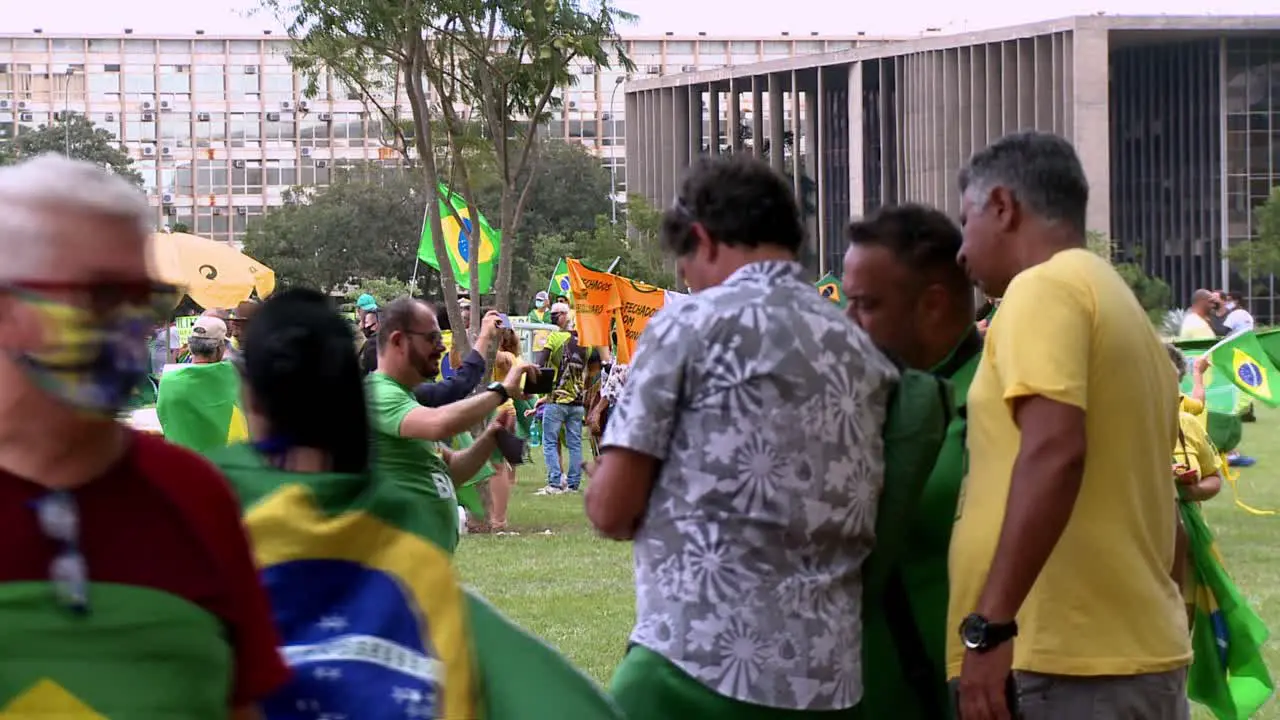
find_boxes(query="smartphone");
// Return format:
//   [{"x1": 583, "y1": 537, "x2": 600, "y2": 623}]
[
  {"x1": 524, "y1": 367, "x2": 556, "y2": 395},
  {"x1": 497, "y1": 313, "x2": 510, "y2": 329}
]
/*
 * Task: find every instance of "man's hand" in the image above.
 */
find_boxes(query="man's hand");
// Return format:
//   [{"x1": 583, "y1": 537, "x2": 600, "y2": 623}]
[
  {"x1": 503, "y1": 362, "x2": 538, "y2": 400},
  {"x1": 957, "y1": 642, "x2": 1015, "y2": 720},
  {"x1": 1174, "y1": 464, "x2": 1199, "y2": 485},
  {"x1": 488, "y1": 408, "x2": 516, "y2": 434},
  {"x1": 480, "y1": 310, "x2": 502, "y2": 339}
]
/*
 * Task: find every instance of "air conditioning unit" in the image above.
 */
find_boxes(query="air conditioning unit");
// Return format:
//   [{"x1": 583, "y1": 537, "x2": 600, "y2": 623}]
[
  {"x1": 244, "y1": 65, "x2": 257, "y2": 74},
  {"x1": 301, "y1": 147, "x2": 312, "y2": 157},
  {"x1": 142, "y1": 101, "x2": 153, "y2": 110},
  {"x1": 105, "y1": 112, "x2": 115, "y2": 122},
  {"x1": 161, "y1": 193, "x2": 174, "y2": 204},
  {"x1": 197, "y1": 112, "x2": 210, "y2": 121},
  {"x1": 165, "y1": 206, "x2": 177, "y2": 216},
  {"x1": 681, "y1": 64, "x2": 696, "y2": 73},
  {"x1": 235, "y1": 207, "x2": 247, "y2": 216},
  {"x1": 232, "y1": 159, "x2": 246, "y2": 169},
  {"x1": 645, "y1": 65, "x2": 660, "y2": 74},
  {"x1": 142, "y1": 112, "x2": 154, "y2": 122},
  {"x1": 266, "y1": 112, "x2": 280, "y2": 122},
  {"x1": 0, "y1": 100, "x2": 9, "y2": 109},
  {"x1": 212, "y1": 207, "x2": 224, "y2": 216},
  {"x1": 314, "y1": 160, "x2": 328, "y2": 168},
  {"x1": 297, "y1": 99, "x2": 309, "y2": 110},
  {"x1": 280, "y1": 100, "x2": 292, "y2": 110},
  {"x1": 17, "y1": 101, "x2": 28, "y2": 110},
  {"x1": 161, "y1": 146, "x2": 172, "y2": 156},
  {"x1": 159, "y1": 100, "x2": 171, "y2": 111},
  {"x1": 19, "y1": 113, "x2": 33, "y2": 122},
  {"x1": 581, "y1": 64, "x2": 596, "y2": 74},
  {"x1": 318, "y1": 112, "x2": 332, "y2": 121},
  {"x1": 142, "y1": 146, "x2": 156, "y2": 157}
]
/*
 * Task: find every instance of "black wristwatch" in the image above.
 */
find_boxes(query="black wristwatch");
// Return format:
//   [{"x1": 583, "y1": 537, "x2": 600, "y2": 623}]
[
  {"x1": 485, "y1": 381, "x2": 509, "y2": 402},
  {"x1": 959, "y1": 613, "x2": 1018, "y2": 653}
]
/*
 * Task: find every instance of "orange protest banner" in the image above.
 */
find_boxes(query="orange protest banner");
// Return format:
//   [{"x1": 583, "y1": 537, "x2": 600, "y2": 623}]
[
  {"x1": 615, "y1": 278, "x2": 666, "y2": 363},
  {"x1": 566, "y1": 259, "x2": 619, "y2": 348}
]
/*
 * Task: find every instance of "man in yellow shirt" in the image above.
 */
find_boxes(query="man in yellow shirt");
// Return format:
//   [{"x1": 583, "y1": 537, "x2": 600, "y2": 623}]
[{"x1": 950, "y1": 131, "x2": 1191, "y2": 720}]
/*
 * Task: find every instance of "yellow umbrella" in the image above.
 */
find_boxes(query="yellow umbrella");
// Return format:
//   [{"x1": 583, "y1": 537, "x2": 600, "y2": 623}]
[{"x1": 147, "y1": 232, "x2": 276, "y2": 310}]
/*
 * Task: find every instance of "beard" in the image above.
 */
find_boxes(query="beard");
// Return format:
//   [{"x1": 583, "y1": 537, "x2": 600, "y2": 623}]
[{"x1": 408, "y1": 344, "x2": 439, "y2": 380}]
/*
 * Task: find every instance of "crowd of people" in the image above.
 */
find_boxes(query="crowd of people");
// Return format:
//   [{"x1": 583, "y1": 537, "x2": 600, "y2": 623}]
[{"x1": 0, "y1": 131, "x2": 1260, "y2": 720}]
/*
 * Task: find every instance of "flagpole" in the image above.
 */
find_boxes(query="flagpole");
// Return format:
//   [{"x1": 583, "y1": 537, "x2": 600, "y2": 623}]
[
  {"x1": 605, "y1": 256, "x2": 621, "y2": 274},
  {"x1": 409, "y1": 257, "x2": 420, "y2": 297}
]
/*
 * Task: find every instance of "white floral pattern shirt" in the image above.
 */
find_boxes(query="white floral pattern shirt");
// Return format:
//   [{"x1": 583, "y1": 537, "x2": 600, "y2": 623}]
[{"x1": 601, "y1": 260, "x2": 898, "y2": 710}]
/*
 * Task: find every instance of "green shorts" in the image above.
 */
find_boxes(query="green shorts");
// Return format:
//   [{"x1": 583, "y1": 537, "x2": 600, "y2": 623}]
[{"x1": 611, "y1": 645, "x2": 860, "y2": 720}]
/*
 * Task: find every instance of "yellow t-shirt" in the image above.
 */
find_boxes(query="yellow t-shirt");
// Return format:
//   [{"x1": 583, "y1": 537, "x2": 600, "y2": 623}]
[
  {"x1": 948, "y1": 248, "x2": 1190, "y2": 678},
  {"x1": 1175, "y1": 410, "x2": 1220, "y2": 480}
]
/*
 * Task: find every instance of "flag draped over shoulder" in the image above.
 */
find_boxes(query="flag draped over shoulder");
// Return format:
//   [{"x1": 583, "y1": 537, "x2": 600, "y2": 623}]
[
  {"x1": 1207, "y1": 331, "x2": 1280, "y2": 407},
  {"x1": 547, "y1": 258, "x2": 572, "y2": 302},
  {"x1": 212, "y1": 444, "x2": 623, "y2": 720},
  {"x1": 156, "y1": 361, "x2": 248, "y2": 455},
  {"x1": 1181, "y1": 502, "x2": 1274, "y2": 719},
  {"x1": 815, "y1": 272, "x2": 847, "y2": 308},
  {"x1": 418, "y1": 184, "x2": 501, "y2": 294}
]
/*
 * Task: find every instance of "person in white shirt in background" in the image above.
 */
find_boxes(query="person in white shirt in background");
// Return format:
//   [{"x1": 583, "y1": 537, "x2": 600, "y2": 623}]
[
  {"x1": 1222, "y1": 290, "x2": 1255, "y2": 333},
  {"x1": 151, "y1": 322, "x2": 181, "y2": 376}
]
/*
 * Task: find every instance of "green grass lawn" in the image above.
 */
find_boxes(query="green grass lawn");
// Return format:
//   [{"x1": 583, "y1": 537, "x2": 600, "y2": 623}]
[{"x1": 456, "y1": 412, "x2": 1280, "y2": 717}]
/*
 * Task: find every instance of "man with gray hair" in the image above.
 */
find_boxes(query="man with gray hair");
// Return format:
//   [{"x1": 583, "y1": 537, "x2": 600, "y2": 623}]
[
  {"x1": 948, "y1": 132, "x2": 1189, "y2": 719},
  {"x1": 0, "y1": 155, "x2": 287, "y2": 716}
]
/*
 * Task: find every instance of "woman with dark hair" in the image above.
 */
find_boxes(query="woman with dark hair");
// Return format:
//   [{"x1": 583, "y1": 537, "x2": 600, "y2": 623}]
[{"x1": 209, "y1": 288, "x2": 623, "y2": 720}]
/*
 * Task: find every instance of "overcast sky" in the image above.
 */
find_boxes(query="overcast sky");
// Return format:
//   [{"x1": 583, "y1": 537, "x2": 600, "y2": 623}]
[{"x1": 2, "y1": 0, "x2": 1276, "y2": 37}]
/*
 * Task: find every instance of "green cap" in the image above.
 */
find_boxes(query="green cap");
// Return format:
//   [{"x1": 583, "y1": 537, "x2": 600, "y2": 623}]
[{"x1": 356, "y1": 293, "x2": 378, "y2": 312}]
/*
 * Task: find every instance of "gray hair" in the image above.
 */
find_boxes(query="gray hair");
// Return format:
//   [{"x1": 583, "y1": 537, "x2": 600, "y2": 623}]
[
  {"x1": 957, "y1": 132, "x2": 1089, "y2": 234},
  {"x1": 188, "y1": 337, "x2": 223, "y2": 358},
  {"x1": 1165, "y1": 343, "x2": 1188, "y2": 383},
  {"x1": 0, "y1": 154, "x2": 152, "y2": 274}
]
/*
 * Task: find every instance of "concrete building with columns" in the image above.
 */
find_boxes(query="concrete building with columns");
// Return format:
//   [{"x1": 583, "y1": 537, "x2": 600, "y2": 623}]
[{"x1": 624, "y1": 15, "x2": 1280, "y2": 318}]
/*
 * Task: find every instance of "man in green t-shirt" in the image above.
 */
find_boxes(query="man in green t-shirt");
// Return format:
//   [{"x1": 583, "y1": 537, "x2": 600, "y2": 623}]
[
  {"x1": 366, "y1": 296, "x2": 534, "y2": 552},
  {"x1": 529, "y1": 291, "x2": 553, "y2": 324},
  {"x1": 842, "y1": 204, "x2": 981, "y2": 719},
  {"x1": 533, "y1": 302, "x2": 598, "y2": 495}
]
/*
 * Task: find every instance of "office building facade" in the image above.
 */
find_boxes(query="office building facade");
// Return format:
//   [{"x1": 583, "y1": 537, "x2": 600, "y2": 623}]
[
  {"x1": 0, "y1": 30, "x2": 896, "y2": 244},
  {"x1": 625, "y1": 16, "x2": 1280, "y2": 319}
]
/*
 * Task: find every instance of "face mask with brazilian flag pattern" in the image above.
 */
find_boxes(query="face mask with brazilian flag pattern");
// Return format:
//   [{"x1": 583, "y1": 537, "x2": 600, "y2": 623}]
[{"x1": 14, "y1": 293, "x2": 152, "y2": 418}]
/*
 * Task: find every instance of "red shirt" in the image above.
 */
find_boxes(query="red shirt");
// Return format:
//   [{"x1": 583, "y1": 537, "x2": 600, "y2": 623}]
[{"x1": 0, "y1": 431, "x2": 289, "y2": 706}]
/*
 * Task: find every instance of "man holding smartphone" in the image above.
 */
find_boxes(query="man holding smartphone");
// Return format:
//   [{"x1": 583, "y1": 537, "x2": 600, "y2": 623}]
[{"x1": 532, "y1": 302, "x2": 597, "y2": 495}]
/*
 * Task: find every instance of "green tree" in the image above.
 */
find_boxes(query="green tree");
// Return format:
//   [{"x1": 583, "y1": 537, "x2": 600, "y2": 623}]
[
  {"x1": 345, "y1": 277, "x2": 417, "y2": 307},
  {"x1": 241, "y1": 164, "x2": 425, "y2": 293},
  {"x1": 1227, "y1": 186, "x2": 1280, "y2": 280},
  {"x1": 271, "y1": 0, "x2": 632, "y2": 357},
  {"x1": 1088, "y1": 230, "x2": 1172, "y2": 323},
  {"x1": 0, "y1": 112, "x2": 142, "y2": 185}
]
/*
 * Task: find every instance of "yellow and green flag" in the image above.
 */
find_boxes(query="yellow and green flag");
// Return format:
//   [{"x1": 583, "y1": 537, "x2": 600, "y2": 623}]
[
  {"x1": 156, "y1": 361, "x2": 248, "y2": 455},
  {"x1": 418, "y1": 183, "x2": 501, "y2": 294},
  {"x1": 548, "y1": 258, "x2": 572, "y2": 302},
  {"x1": 1207, "y1": 331, "x2": 1280, "y2": 407},
  {"x1": 816, "y1": 272, "x2": 846, "y2": 308}
]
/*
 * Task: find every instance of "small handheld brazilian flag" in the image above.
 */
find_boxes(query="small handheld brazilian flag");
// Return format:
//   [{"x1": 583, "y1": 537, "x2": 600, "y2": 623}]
[
  {"x1": 1208, "y1": 330, "x2": 1280, "y2": 407},
  {"x1": 815, "y1": 272, "x2": 846, "y2": 308}
]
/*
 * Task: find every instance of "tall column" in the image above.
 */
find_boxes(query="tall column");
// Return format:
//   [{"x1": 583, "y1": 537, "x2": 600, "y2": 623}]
[
  {"x1": 751, "y1": 76, "x2": 765, "y2": 158},
  {"x1": 687, "y1": 86, "x2": 702, "y2": 161},
  {"x1": 804, "y1": 71, "x2": 822, "y2": 272},
  {"x1": 728, "y1": 78, "x2": 742, "y2": 152},
  {"x1": 769, "y1": 73, "x2": 786, "y2": 173},
  {"x1": 708, "y1": 86, "x2": 721, "y2": 155},
  {"x1": 1070, "y1": 25, "x2": 1111, "y2": 236},
  {"x1": 625, "y1": 90, "x2": 639, "y2": 200},
  {"x1": 659, "y1": 88, "x2": 675, "y2": 204},
  {"x1": 790, "y1": 70, "x2": 803, "y2": 199},
  {"x1": 673, "y1": 88, "x2": 690, "y2": 192},
  {"x1": 849, "y1": 62, "x2": 866, "y2": 218}
]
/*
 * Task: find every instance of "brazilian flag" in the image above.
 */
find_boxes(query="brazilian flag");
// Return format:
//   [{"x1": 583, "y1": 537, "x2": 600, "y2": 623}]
[
  {"x1": 815, "y1": 272, "x2": 846, "y2": 308},
  {"x1": 1207, "y1": 331, "x2": 1280, "y2": 407},
  {"x1": 1182, "y1": 501, "x2": 1274, "y2": 719},
  {"x1": 548, "y1": 258, "x2": 572, "y2": 302},
  {"x1": 156, "y1": 361, "x2": 248, "y2": 455},
  {"x1": 213, "y1": 444, "x2": 625, "y2": 720}
]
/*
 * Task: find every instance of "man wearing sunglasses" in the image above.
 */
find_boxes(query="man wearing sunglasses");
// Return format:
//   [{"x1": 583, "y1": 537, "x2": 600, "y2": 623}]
[{"x1": 0, "y1": 155, "x2": 288, "y2": 718}]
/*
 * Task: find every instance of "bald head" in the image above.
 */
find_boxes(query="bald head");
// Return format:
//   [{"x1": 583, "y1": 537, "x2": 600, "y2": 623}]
[{"x1": 0, "y1": 154, "x2": 152, "y2": 282}]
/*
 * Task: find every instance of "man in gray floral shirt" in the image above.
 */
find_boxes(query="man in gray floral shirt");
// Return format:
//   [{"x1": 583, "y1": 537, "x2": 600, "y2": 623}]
[{"x1": 586, "y1": 155, "x2": 898, "y2": 719}]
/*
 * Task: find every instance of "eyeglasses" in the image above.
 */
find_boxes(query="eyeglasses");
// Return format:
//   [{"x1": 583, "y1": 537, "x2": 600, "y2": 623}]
[
  {"x1": 3, "y1": 280, "x2": 181, "y2": 319},
  {"x1": 31, "y1": 491, "x2": 89, "y2": 614}
]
